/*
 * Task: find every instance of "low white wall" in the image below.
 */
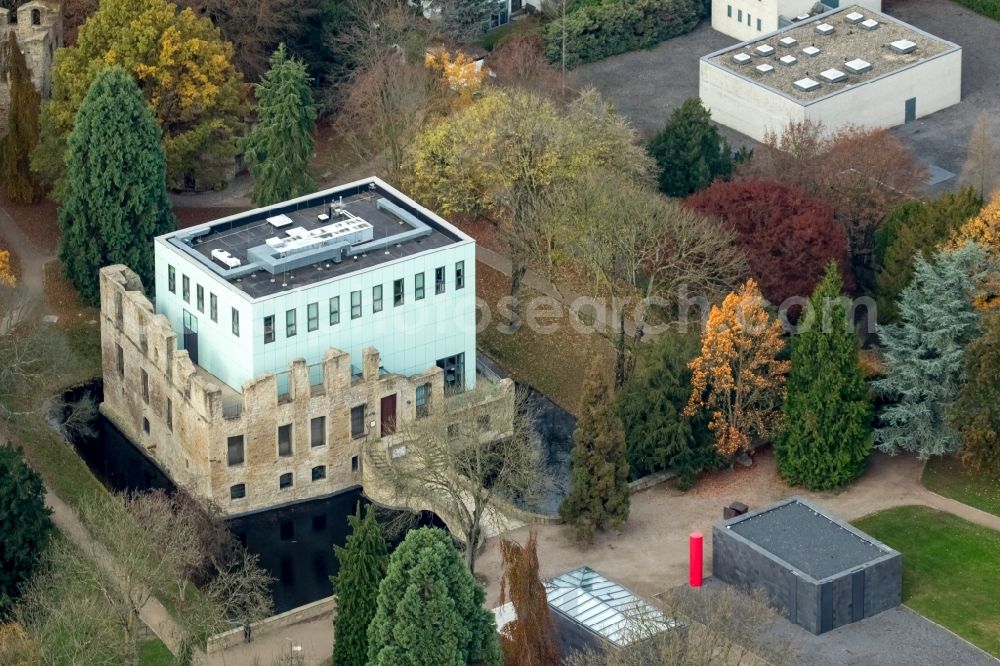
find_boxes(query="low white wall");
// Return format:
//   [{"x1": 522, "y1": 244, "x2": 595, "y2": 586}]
[
  {"x1": 206, "y1": 596, "x2": 336, "y2": 654},
  {"x1": 699, "y1": 58, "x2": 807, "y2": 142}
]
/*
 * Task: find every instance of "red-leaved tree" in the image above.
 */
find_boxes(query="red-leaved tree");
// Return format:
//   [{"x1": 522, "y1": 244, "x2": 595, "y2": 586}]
[
  {"x1": 498, "y1": 532, "x2": 558, "y2": 666},
  {"x1": 687, "y1": 180, "x2": 850, "y2": 305}
]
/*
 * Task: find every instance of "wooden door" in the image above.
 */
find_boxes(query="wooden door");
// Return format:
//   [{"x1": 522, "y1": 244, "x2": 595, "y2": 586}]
[{"x1": 380, "y1": 394, "x2": 397, "y2": 437}]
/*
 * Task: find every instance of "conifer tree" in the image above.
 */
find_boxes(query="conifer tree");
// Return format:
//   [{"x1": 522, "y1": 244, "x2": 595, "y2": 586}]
[
  {"x1": 0, "y1": 444, "x2": 53, "y2": 614},
  {"x1": 243, "y1": 43, "x2": 317, "y2": 206},
  {"x1": 776, "y1": 263, "x2": 873, "y2": 489},
  {"x1": 0, "y1": 32, "x2": 42, "y2": 203},
  {"x1": 950, "y1": 312, "x2": 1000, "y2": 477},
  {"x1": 367, "y1": 528, "x2": 501, "y2": 666},
  {"x1": 559, "y1": 360, "x2": 630, "y2": 543},
  {"x1": 331, "y1": 504, "x2": 388, "y2": 666},
  {"x1": 647, "y1": 97, "x2": 734, "y2": 197},
  {"x1": 875, "y1": 243, "x2": 994, "y2": 458},
  {"x1": 498, "y1": 532, "x2": 558, "y2": 666},
  {"x1": 57, "y1": 67, "x2": 175, "y2": 302}
]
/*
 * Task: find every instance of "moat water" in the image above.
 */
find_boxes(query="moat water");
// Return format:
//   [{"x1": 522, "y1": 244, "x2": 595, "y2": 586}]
[{"x1": 57, "y1": 377, "x2": 574, "y2": 612}]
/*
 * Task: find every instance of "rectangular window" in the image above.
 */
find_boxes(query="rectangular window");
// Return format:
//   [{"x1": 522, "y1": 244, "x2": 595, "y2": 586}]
[
  {"x1": 278, "y1": 424, "x2": 293, "y2": 457},
  {"x1": 416, "y1": 383, "x2": 430, "y2": 418},
  {"x1": 196, "y1": 285, "x2": 204, "y2": 313},
  {"x1": 351, "y1": 455, "x2": 359, "y2": 473},
  {"x1": 286, "y1": 309, "x2": 297, "y2": 337},
  {"x1": 168, "y1": 265, "x2": 176, "y2": 293},
  {"x1": 116, "y1": 344, "x2": 124, "y2": 377},
  {"x1": 264, "y1": 315, "x2": 275, "y2": 343},
  {"x1": 437, "y1": 353, "x2": 466, "y2": 394},
  {"x1": 373, "y1": 285, "x2": 383, "y2": 313},
  {"x1": 166, "y1": 398, "x2": 173, "y2": 431},
  {"x1": 435, "y1": 267, "x2": 445, "y2": 294},
  {"x1": 210, "y1": 294, "x2": 218, "y2": 322},
  {"x1": 727, "y1": 4, "x2": 731, "y2": 17},
  {"x1": 227, "y1": 435, "x2": 245, "y2": 466},
  {"x1": 311, "y1": 416, "x2": 326, "y2": 447},
  {"x1": 143, "y1": 417, "x2": 150, "y2": 434},
  {"x1": 351, "y1": 291, "x2": 361, "y2": 319},
  {"x1": 279, "y1": 473, "x2": 293, "y2": 490},
  {"x1": 455, "y1": 261, "x2": 465, "y2": 290},
  {"x1": 747, "y1": 12, "x2": 751, "y2": 25},
  {"x1": 232, "y1": 308, "x2": 240, "y2": 337},
  {"x1": 393, "y1": 279, "x2": 404, "y2": 306},
  {"x1": 757, "y1": 17, "x2": 762, "y2": 30},
  {"x1": 415, "y1": 272, "x2": 425, "y2": 300},
  {"x1": 182, "y1": 275, "x2": 190, "y2": 303},
  {"x1": 230, "y1": 483, "x2": 246, "y2": 500},
  {"x1": 351, "y1": 405, "x2": 365, "y2": 438},
  {"x1": 307, "y1": 302, "x2": 319, "y2": 332},
  {"x1": 141, "y1": 369, "x2": 149, "y2": 404},
  {"x1": 311, "y1": 465, "x2": 327, "y2": 481},
  {"x1": 329, "y1": 296, "x2": 340, "y2": 325},
  {"x1": 737, "y1": 8, "x2": 742, "y2": 21}
]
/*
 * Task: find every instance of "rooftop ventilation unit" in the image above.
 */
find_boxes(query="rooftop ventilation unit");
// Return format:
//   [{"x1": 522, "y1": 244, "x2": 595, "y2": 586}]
[
  {"x1": 755, "y1": 44, "x2": 775, "y2": 56},
  {"x1": 820, "y1": 68, "x2": 847, "y2": 83},
  {"x1": 860, "y1": 18, "x2": 879, "y2": 30},
  {"x1": 756, "y1": 64, "x2": 775, "y2": 74},
  {"x1": 210, "y1": 248, "x2": 242, "y2": 269},
  {"x1": 890, "y1": 39, "x2": 917, "y2": 54},
  {"x1": 266, "y1": 214, "x2": 294, "y2": 228},
  {"x1": 795, "y1": 13, "x2": 810, "y2": 21},
  {"x1": 733, "y1": 53, "x2": 752, "y2": 64},
  {"x1": 815, "y1": 23, "x2": 834, "y2": 35},
  {"x1": 803, "y1": 46, "x2": 821, "y2": 57},
  {"x1": 845, "y1": 11, "x2": 864, "y2": 23},
  {"x1": 317, "y1": 213, "x2": 330, "y2": 222},
  {"x1": 794, "y1": 77, "x2": 821, "y2": 92},
  {"x1": 779, "y1": 36, "x2": 798, "y2": 48},
  {"x1": 780, "y1": 54, "x2": 797, "y2": 66},
  {"x1": 844, "y1": 58, "x2": 872, "y2": 74}
]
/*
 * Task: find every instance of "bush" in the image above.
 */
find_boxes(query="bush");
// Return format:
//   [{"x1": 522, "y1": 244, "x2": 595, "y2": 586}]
[
  {"x1": 951, "y1": 0, "x2": 1000, "y2": 21},
  {"x1": 543, "y1": 0, "x2": 702, "y2": 69}
]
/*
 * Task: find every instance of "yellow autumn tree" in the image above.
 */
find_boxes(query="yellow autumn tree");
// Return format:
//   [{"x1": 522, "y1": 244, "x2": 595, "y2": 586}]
[
  {"x1": 0, "y1": 249, "x2": 15, "y2": 286},
  {"x1": 946, "y1": 192, "x2": 1000, "y2": 308},
  {"x1": 33, "y1": 0, "x2": 248, "y2": 195},
  {"x1": 684, "y1": 279, "x2": 789, "y2": 458},
  {"x1": 424, "y1": 49, "x2": 485, "y2": 106}
]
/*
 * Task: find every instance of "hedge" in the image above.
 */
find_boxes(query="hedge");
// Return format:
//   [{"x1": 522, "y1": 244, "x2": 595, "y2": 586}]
[
  {"x1": 543, "y1": 0, "x2": 703, "y2": 69},
  {"x1": 951, "y1": 0, "x2": 1000, "y2": 21}
]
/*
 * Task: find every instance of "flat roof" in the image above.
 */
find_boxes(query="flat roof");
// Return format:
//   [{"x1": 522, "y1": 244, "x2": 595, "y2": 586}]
[
  {"x1": 726, "y1": 498, "x2": 891, "y2": 580},
  {"x1": 158, "y1": 178, "x2": 467, "y2": 300},
  {"x1": 705, "y1": 5, "x2": 959, "y2": 104}
]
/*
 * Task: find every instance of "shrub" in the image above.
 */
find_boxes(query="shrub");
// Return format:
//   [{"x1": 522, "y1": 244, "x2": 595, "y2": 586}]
[
  {"x1": 951, "y1": 0, "x2": 1000, "y2": 21},
  {"x1": 543, "y1": 0, "x2": 703, "y2": 69}
]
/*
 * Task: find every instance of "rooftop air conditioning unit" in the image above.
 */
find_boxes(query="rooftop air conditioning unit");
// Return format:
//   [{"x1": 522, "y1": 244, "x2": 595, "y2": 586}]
[
  {"x1": 733, "y1": 53, "x2": 752, "y2": 65},
  {"x1": 844, "y1": 58, "x2": 873, "y2": 74},
  {"x1": 889, "y1": 39, "x2": 917, "y2": 54},
  {"x1": 860, "y1": 18, "x2": 879, "y2": 31},
  {"x1": 803, "y1": 46, "x2": 821, "y2": 57},
  {"x1": 845, "y1": 11, "x2": 864, "y2": 24},
  {"x1": 779, "y1": 36, "x2": 798, "y2": 48},
  {"x1": 794, "y1": 77, "x2": 821, "y2": 92},
  {"x1": 815, "y1": 23, "x2": 834, "y2": 35},
  {"x1": 756, "y1": 64, "x2": 775, "y2": 74},
  {"x1": 780, "y1": 54, "x2": 797, "y2": 66},
  {"x1": 820, "y1": 68, "x2": 847, "y2": 83},
  {"x1": 756, "y1": 44, "x2": 776, "y2": 57}
]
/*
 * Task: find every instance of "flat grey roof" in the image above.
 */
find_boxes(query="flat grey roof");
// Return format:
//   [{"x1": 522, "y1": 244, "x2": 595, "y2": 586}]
[
  {"x1": 160, "y1": 179, "x2": 464, "y2": 299},
  {"x1": 705, "y1": 5, "x2": 959, "y2": 103},
  {"x1": 727, "y1": 498, "x2": 889, "y2": 580}
]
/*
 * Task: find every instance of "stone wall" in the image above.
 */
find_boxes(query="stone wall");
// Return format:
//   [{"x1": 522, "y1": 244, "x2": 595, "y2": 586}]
[
  {"x1": 99, "y1": 264, "x2": 514, "y2": 517},
  {"x1": 0, "y1": 1, "x2": 62, "y2": 135}
]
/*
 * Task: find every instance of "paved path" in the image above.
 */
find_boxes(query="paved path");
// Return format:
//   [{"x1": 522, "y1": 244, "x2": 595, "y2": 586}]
[{"x1": 0, "y1": 206, "x2": 52, "y2": 299}]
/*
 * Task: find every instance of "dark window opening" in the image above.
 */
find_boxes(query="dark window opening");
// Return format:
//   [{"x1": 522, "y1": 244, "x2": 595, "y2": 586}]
[
  {"x1": 116, "y1": 344, "x2": 124, "y2": 377},
  {"x1": 166, "y1": 398, "x2": 173, "y2": 431},
  {"x1": 278, "y1": 424, "x2": 293, "y2": 457},
  {"x1": 264, "y1": 315, "x2": 275, "y2": 343},
  {"x1": 286, "y1": 309, "x2": 297, "y2": 337},
  {"x1": 232, "y1": 308, "x2": 240, "y2": 337},
  {"x1": 142, "y1": 417, "x2": 150, "y2": 434},
  {"x1": 196, "y1": 285, "x2": 204, "y2": 313},
  {"x1": 393, "y1": 279, "x2": 404, "y2": 306},
  {"x1": 437, "y1": 353, "x2": 466, "y2": 394},
  {"x1": 307, "y1": 302, "x2": 319, "y2": 332},
  {"x1": 351, "y1": 291, "x2": 361, "y2": 319},
  {"x1": 329, "y1": 296, "x2": 340, "y2": 325},
  {"x1": 351, "y1": 455, "x2": 359, "y2": 473},
  {"x1": 168, "y1": 265, "x2": 176, "y2": 293},
  {"x1": 311, "y1": 416, "x2": 326, "y2": 447},
  {"x1": 230, "y1": 483, "x2": 246, "y2": 500},
  {"x1": 416, "y1": 382, "x2": 430, "y2": 418},
  {"x1": 182, "y1": 275, "x2": 190, "y2": 303},
  {"x1": 210, "y1": 294, "x2": 218, "y2": 322},
  {"x1": 311, "y1": 465, "x2": 327, "y2": 481},
  {"x1": 373, "y1": 285, "x2": 383, "y2": 313},
  {"x1": 141, "y1": 369, "x2": 149, "y2": 404},
  {"x1": 227, "y1": 435, "x2": 245, "y2": 466},
  {"x1": 455, "y1": 261, "x2": 465, "y2": 290},
  {"x1": 415, "y1": 272, "x2": 425, "y2": 300},
  {"x1": 435, "y1": 266, "x2": 445, "y2": 294},
  {"x1": 351, "y1": 405, "x2": 366, "y2": 438},
  {"x1": 279, "y1": 473, "x2": 293, "y2": 489}
]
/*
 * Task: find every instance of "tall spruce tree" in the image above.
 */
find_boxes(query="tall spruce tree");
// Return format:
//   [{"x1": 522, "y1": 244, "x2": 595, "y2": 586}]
[
  {"x1": 57, "y1": 67, "x2": 175, "y2": 302},
  {"x1": 331, "y1": 504, "x2": 388, "y2": 666},
  {"x1": 875, "y1": 243, "x2": 994, "y2": 458},
  {"x1": 0, "y1": 32, "x2": 42, "y2": 203},
  {"x1": 0, "y1": 444, "x2": 53, "y2": 614},
  {"x1": 647, "y1": 97, "x2": 734, "y2": 197},
  {"x1": 559, "y1": 360, "x2": 630, "y2": 543},
  {"x1": 950, "y1": 312, "x2": 1000, "y2": 477},
  {"x1": 367, "y1": 527, "x2": 501, "y2": 666},
  {"x1": 776, "y1": 263, "x2": 873, "y2": 489},
  {"x1": 243, "y1": 44, "x2": 317, "y2": 206},
  {"x1": 616, "y1": 331, "x2": 720, "y2": 487}
]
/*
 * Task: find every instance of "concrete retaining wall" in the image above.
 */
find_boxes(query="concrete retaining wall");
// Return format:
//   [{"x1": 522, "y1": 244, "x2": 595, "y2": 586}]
[{"x1": 206, "y1": 596, "x2": 336, "y2": 654}]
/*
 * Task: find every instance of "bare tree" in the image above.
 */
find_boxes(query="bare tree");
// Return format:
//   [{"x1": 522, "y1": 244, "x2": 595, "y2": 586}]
[
  {"x1": 367, "y1": 386, "x2": 542, "y2": 573},
  {"x1": 328, "y1": 0, "x2": 432, "y2": 83},
  {"x1": 486, "y1": 34, "x2": 563, "y2": 96},
  {"x1": 960, "y1": 112, "x2": 1000, "y2": 199}
]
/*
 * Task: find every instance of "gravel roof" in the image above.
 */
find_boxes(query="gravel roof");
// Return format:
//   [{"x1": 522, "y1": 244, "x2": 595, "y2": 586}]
[
  {"x1": 707, "y1": 4, "x2": 957, "y2": 103},
  {"x1": 728, "y1": 499, "x2": 888, "y2": 580}
]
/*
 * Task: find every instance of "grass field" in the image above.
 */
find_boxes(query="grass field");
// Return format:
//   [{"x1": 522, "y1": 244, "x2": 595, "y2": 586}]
[
  {"x1": 854, "y1": 506, "x2": 1000, "y2": 657},
  {"x1": 922, "y1": 456, "x2": 1000, "y2": 517},
  {"x1": 138, "y1": 638, "x2": 174, "y2": 666}
]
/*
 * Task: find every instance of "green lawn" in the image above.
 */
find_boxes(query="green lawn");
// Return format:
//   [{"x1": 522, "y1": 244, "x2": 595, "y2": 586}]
[
  {"x1": 854, "y1": 506, "x2": 1000, "y2": 657},
  {"x1": 922, "y1": 456, "x2": 1000, "y2": 517},
  {"x1": 138, "y1": 638, "x2": 174, "y2": 666}
]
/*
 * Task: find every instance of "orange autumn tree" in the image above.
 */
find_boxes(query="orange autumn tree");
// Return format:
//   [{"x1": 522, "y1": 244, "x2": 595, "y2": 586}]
[
  {"x1": 946, "y1": 192, "x2": 1000, "y2": 308},
  {"x1": 0, "y1": 249, "x2": 15, "y2": 286},
  {"x1": 684, "y1": 279, "x2": 789, "y2": 457},
  {"x1": 424, "y1": 49, "x2": 485, "y2": 106},
  {"x1": 498, "y1": 532, "x2": 558, "y2": 666}
]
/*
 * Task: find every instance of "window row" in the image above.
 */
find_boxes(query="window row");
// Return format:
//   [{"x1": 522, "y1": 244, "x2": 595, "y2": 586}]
[
  {"x1": 726, "y1": 5, "x2": 763, "y2": 31},
  {"x1": 261, "y1": 262, "x2": 466, "y2": 344},
  {"x1": 228, "y1": 463, "x2": 337, "y2": 500},
  {"x1": 167, "y1": 265, "x2": 240, "y2": 336}
]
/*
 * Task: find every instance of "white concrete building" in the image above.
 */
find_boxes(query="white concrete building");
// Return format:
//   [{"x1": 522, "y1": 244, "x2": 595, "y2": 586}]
[
  {"x1": 712, "y1": 0, "x2": 881, "y2": 41},
  {"x1": 700, "y1": 5, "x2": 961, "y2": 142}
]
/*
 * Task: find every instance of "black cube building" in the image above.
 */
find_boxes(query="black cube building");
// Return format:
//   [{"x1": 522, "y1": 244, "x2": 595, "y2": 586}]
[{"x1": 712, "y1": 497, "x2": 901, "y2": 634}]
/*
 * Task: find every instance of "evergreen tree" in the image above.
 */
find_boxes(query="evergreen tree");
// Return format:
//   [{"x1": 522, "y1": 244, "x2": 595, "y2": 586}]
[
  {"x1": 57, "y1": 67, "x2": 176, "y2": 303},
  {"x1": 559, "y1": 360, "x2": 630, "y2": 543},
  {"x1": 950, "y1": 312, "x2": 1000, "y2": 477},
  {"x1": 647, "y1": 97, "x2": 734, "y2": 197},
  {"x1": 331, "y1": 504, "x2": 388, "y2": 666},
  {"x1": 434, "y1": 0, "x2": 505, "y2": 43},
  {"x1": 0, "y1": 444, "x2": 53, "y2": 614},
  {"x1": 0, "y1": 32, "x2": 42, "y2": 203},
  {"x1": 875, "y1": 243, "x2": 995, "y2": 458},
  {"x1": 616, "y1": 331, "x2": 721, "y2": 487},
  {"x1": 367, "y1": 528, "x2": 501, "y2": 666},
  {"x1": 776, "y1": 263, "x2": 873, "y2": 489},
  {"x1": 243, "y1": 43, "x2": 317, "y2": 206}
]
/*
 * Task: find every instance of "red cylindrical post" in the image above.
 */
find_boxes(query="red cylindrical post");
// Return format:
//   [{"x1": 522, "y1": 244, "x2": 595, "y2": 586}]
[{"x1": 689, "y1": 531, "x2": 704, "y2": 587}]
